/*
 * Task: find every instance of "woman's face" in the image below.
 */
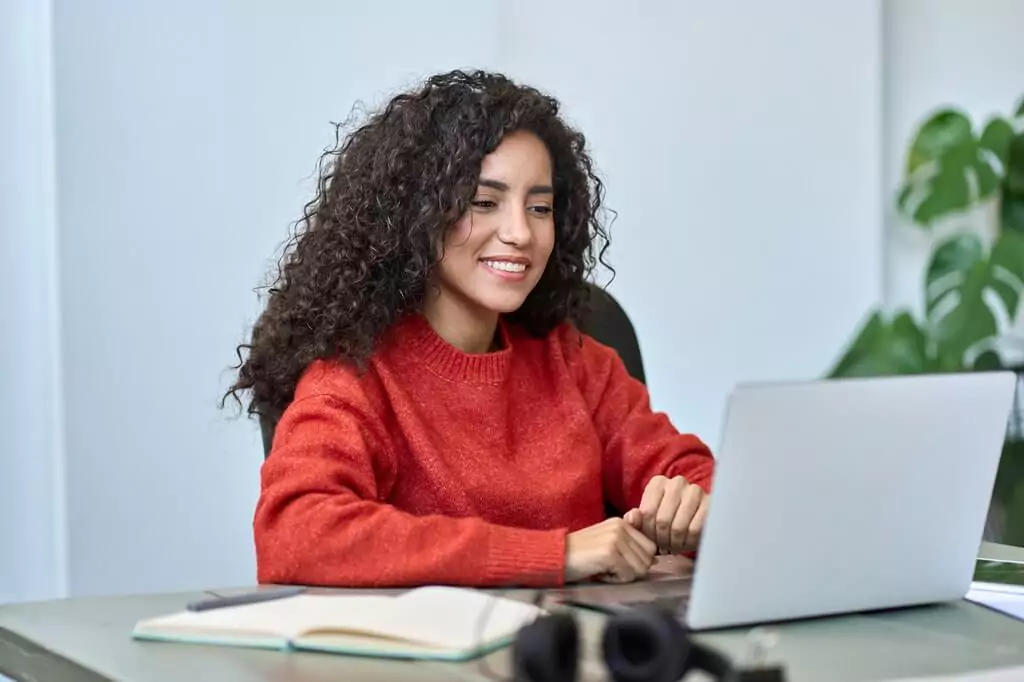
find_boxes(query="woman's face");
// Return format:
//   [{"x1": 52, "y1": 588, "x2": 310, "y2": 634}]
[{"x1": 435, "y1": 130, "x2": 556, "y2": 319}]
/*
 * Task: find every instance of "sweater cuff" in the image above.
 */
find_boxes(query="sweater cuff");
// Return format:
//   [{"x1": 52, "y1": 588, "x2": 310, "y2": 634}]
[
  {"x1": 667, "y1": 460, "x2": 714, "y2": 495},
  {"x1": 484, "y1": 525, "x2": 567, "y2": 587}
]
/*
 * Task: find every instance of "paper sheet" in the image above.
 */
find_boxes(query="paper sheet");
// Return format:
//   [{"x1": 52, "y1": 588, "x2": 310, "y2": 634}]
[
  {"x1": 889, "y1": 666, "x2": 1024, "y2": 681},
  {"x1": 966, "y1": 581, "x2": 1024, "y2": 621}
]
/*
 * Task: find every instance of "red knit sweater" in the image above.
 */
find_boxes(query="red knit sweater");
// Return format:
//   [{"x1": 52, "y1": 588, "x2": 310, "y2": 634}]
[{"x1": 254, "y1": 314, "x2": 715, "y2": 588}]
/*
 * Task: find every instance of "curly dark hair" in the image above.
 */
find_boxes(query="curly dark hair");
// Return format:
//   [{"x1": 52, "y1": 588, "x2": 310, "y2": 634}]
[{"x1": 225, "y1": 69, "x2": 611, "y2": 420}]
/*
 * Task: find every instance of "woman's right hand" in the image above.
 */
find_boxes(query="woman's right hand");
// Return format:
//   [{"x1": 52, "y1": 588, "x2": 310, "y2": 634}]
[{"x1": 564, "y1": 517, "x2": 658, "y2": 583}]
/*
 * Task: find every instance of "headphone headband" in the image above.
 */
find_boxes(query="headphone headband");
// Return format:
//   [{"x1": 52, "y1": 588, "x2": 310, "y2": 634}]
[{"x1": 513, "y1": 605, "x2": 785, "y2": 682}]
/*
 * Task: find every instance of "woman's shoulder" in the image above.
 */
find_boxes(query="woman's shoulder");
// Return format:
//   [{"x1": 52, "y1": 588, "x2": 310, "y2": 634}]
[{"x1": 292, "y1": 357, "x2": 383, "y2": 410}]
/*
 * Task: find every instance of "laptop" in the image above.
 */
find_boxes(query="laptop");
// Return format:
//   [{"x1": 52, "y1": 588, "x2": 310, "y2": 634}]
[{"x1": 560, "y1": 372, "x2": 1017, "y2": 630}]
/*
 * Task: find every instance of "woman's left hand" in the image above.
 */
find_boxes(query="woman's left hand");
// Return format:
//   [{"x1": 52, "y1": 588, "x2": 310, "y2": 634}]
[{"x1": 624, "y1": 475, "x2": 708, "y2": 554}]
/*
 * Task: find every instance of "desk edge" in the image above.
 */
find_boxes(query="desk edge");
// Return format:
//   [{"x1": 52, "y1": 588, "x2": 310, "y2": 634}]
[{"x1": 0, "y1": 626, "x2": 112, "y2": 682}]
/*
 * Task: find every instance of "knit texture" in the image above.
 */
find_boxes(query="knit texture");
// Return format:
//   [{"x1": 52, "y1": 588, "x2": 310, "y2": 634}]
[{"x1": 254, "y1": 314, "x2": 715, "y2": 588}]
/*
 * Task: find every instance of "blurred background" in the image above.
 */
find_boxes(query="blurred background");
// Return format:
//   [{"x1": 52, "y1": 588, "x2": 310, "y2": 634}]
[{"x1": 2, "y1": 0, "x2": 1022, "y2": 604}]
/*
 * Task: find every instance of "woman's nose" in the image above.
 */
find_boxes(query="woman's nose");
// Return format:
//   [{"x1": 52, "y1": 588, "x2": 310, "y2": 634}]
[{"x1": 499, "y1": 207, "x2": 532, "y2": 246}]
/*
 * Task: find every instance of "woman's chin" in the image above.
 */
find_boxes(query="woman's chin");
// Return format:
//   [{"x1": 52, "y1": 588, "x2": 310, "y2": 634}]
[{"x1": 473, "y1": 292, "x2": 532, "y2": 316}]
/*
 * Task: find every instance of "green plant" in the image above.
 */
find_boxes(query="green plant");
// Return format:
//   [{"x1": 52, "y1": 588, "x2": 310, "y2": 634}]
[
  {"x1": 828, "y1": 94, "x2": 1024, "y2": 547},
  {"x1": 829, "y1": 95, "x2": 1024, "y2": 377}
]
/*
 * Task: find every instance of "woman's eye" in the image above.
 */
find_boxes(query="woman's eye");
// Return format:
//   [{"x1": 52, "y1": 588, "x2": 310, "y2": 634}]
[
  {"x1": 471, "y1": 199, "x2": 497, "y2": 209},
  {"x1": 529, "y1": 205, "x2": 553, "y2": 215}
]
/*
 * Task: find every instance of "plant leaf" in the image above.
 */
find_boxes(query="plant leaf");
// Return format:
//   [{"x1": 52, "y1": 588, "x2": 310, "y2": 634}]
[
  {"x1": 899, "y1": 109, "x2": 1005, "y2": 226},
  {"x1": 989, "y1": 230, "x2": 1024, "y2": 318},
  {"x1": 973, "y1": 350, "x2": 1003, "y2": 371},
  {"x1": 931, "y1": 260, "x2": 998, "y2": 362},
  {"x1": 911, "y1": 155, "x2": 972, "y2": 224},
  {"x1": 896, "y1": 183, "x2": 913, "y2": 216},
  {"x1": 925, "y1": 234, "x2": 984, "y2": 314},
  {"x1": 1007, "y1": 133, "x2": 1024, "y2": 195},
  {"x1": 1004, "y1": 133, "x2": 1024, "y2": 234},
  {"x1": 906, "y1": 110, "x2": 974, "y2": 174},
  {"x1": 828, "y1": 310, "x2": 932, "y2": 377},
  {"x1": 1004, "y1": 192, "x2": 1024, "y2": 234},
  {"x1": 925, "y1": 234, "x2": 998, "y2": 364},
  {"x1": 980, "y1": 117, "x2": 1014, "y2": 168},
  {"x1": 890, "y1": 311, "x2": 931, "y2": 372},
  {"x1": 828, "y1": 311, "x2": 886, "y2": 378}
]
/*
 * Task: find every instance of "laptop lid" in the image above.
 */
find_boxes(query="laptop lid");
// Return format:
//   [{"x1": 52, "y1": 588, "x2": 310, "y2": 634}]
[{"x1": 685, "y1": 372, "x2": 1017, "y2": 631}]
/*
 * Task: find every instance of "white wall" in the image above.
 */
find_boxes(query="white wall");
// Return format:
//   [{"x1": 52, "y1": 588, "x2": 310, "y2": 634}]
[
  {"x1": 498, "y1": 0, "x2": 884, "y2": 444},
  {"x1": 5, "y1": 0, "x2": 885, "y2": 599},
  {"x1": 0, "y1": 0, "x2": 66, "y2": 603},
  {"x1": 883, "y1": 0, "x2": 1024, "y2": 315},
  {"x1": 51, "y1": 0, "x2": 500, "y2": 597}
]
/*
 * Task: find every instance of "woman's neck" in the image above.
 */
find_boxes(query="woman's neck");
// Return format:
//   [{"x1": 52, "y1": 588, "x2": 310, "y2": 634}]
[{"x1": 422, "y1": 289, "x2": 500, "y2": 354}]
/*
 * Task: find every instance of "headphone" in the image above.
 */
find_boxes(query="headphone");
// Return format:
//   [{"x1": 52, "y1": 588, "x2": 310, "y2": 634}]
[{"x1": 512, "y1": 606, "x2": 747, "y2": 682}]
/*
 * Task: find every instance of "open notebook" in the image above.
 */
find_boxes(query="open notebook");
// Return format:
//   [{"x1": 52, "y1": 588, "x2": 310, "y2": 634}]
[{"x1": 132, "y1": 586, "x2": 544, "y2": 661}]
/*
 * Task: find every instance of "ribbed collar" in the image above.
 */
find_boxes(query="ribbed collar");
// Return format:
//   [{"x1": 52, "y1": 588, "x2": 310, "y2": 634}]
[{"x1": 387, "y1": 314, "x2": 513, "y2": 384}]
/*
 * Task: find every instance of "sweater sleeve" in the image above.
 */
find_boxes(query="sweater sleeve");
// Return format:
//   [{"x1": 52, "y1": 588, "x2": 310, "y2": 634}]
[
  {"x1": 565, "y1": 328, "x2": 716, "y2": 515},
  {"x1": 253, "y1": 371, "x2": 567, "y2": 589}
]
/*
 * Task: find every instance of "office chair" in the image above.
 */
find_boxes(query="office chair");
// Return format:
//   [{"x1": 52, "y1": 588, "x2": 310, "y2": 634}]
[
  {"x1": 259, "y1": 282, "x2": 646, "y2": 458},
  {"x1": 579, "y1": 282, "x2": 646, "y2": 386}
]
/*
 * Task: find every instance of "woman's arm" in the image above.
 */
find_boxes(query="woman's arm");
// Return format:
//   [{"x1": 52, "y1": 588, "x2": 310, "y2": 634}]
[
  {"x1": 564, "y1": 328, "x2": 715, "y2": 517},
  {"x1": 254, "y1": 390, "x2": 567, "y2": 588}
]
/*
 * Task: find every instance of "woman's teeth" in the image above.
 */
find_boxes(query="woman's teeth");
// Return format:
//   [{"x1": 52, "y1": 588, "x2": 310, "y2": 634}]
[{"x1": 484, "y1": 261, "x2": 527, "y2": 273}]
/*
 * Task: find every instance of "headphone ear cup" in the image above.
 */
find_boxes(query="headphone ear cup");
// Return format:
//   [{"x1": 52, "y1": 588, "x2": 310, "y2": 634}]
[
  {"x1": 601, "y1": 608, "x2": 692, "y2": 682},
  {"x1": 512, "y1": 612, "x2": 580, "y2": 682}
]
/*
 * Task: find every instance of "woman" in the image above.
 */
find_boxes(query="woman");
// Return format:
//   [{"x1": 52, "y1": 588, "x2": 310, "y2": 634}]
[{"x1": 227, "y1": 70, "x2": 715, "y2": 588}]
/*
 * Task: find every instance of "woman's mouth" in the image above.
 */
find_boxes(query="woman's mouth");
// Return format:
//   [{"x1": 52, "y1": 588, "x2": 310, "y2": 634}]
[{"x1": 480, "y1": 258, "x2": 530, "y2": 280}]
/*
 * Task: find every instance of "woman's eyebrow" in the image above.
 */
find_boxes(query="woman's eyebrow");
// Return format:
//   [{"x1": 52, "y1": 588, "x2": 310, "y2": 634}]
[{"x1": 478, "y1": 178, "x2": 554, "y2": 195}]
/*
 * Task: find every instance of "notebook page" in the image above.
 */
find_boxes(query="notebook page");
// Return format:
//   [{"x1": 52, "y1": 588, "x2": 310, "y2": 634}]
[
  {"x1": 382, "y1": 586, "x2": 543, "y2": 650},
  {"x1": 134, "y1": 594, "x2": 392, "y2": 641},
  {"x1": 298, "y1": 587, "x2": 541, "y2": 650}
]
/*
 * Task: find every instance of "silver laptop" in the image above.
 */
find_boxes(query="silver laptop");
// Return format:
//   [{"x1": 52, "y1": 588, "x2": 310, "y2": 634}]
[{"x1": 565, "y1": 372, "x2": 1017, "y2": 631}]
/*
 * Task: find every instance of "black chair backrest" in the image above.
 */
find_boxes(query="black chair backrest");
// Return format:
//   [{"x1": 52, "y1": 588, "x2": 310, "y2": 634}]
[
  {"x1": 259, "y1": 283, "x2": 645, "y2": 458},
  {"x1": 578, "y1": 283, "x2": 646, "y2": 386}
]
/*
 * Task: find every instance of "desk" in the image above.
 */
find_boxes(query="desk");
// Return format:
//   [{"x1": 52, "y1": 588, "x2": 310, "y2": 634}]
[{"x1": 3, "y1": 543, "x2": 1024, "y2": 682}]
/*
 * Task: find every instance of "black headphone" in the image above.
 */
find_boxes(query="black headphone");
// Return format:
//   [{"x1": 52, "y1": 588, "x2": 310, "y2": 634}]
[{"x1": 512, "y1": 606, "x2": 745, "y2": 682}]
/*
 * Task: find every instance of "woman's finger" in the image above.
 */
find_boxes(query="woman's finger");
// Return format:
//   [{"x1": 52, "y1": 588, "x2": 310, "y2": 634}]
[
  {"x1": 616, "y1": 537, "x2": 652, "y2": 580},
  {"x1": 638, "y1": 477, "x2": 667, "y2": 543},
  {"x1": 655, "y1": 478, "x2": 685, "y2": 551},
  {"x1": 605, "y1": 547, "x2": 637, "y2": 583},
  {"x1": 683, "y1": 494, "x2": 710, "y2": 552},
  {"x1": 671, "y1": 485, "x2": 703, "y2": 553},
  {"x1": 624, "y1": 521, "x2": 657, "y2": 558}
]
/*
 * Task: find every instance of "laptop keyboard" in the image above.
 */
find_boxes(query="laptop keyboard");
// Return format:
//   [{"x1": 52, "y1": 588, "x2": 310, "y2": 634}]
[
  {"x1": 622, "y1": 593, "x2": 690, "y2": 613},
  {"x1": 556, "y1": 579, "x2": 692, "y2": 616}
]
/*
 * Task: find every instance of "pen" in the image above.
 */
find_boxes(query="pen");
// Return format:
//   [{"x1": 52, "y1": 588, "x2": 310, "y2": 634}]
[{"x1": 186, "y1": 586, "x2": 307, "y2": 612}]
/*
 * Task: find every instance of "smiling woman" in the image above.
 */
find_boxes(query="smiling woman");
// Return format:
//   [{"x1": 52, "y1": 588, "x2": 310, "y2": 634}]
[
  {"x1": 426, "y1": 131, "x2": 558, "y2": 354},
  {"x1": 225, "y1": 69, "x2": 716, "y2": 589}
]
